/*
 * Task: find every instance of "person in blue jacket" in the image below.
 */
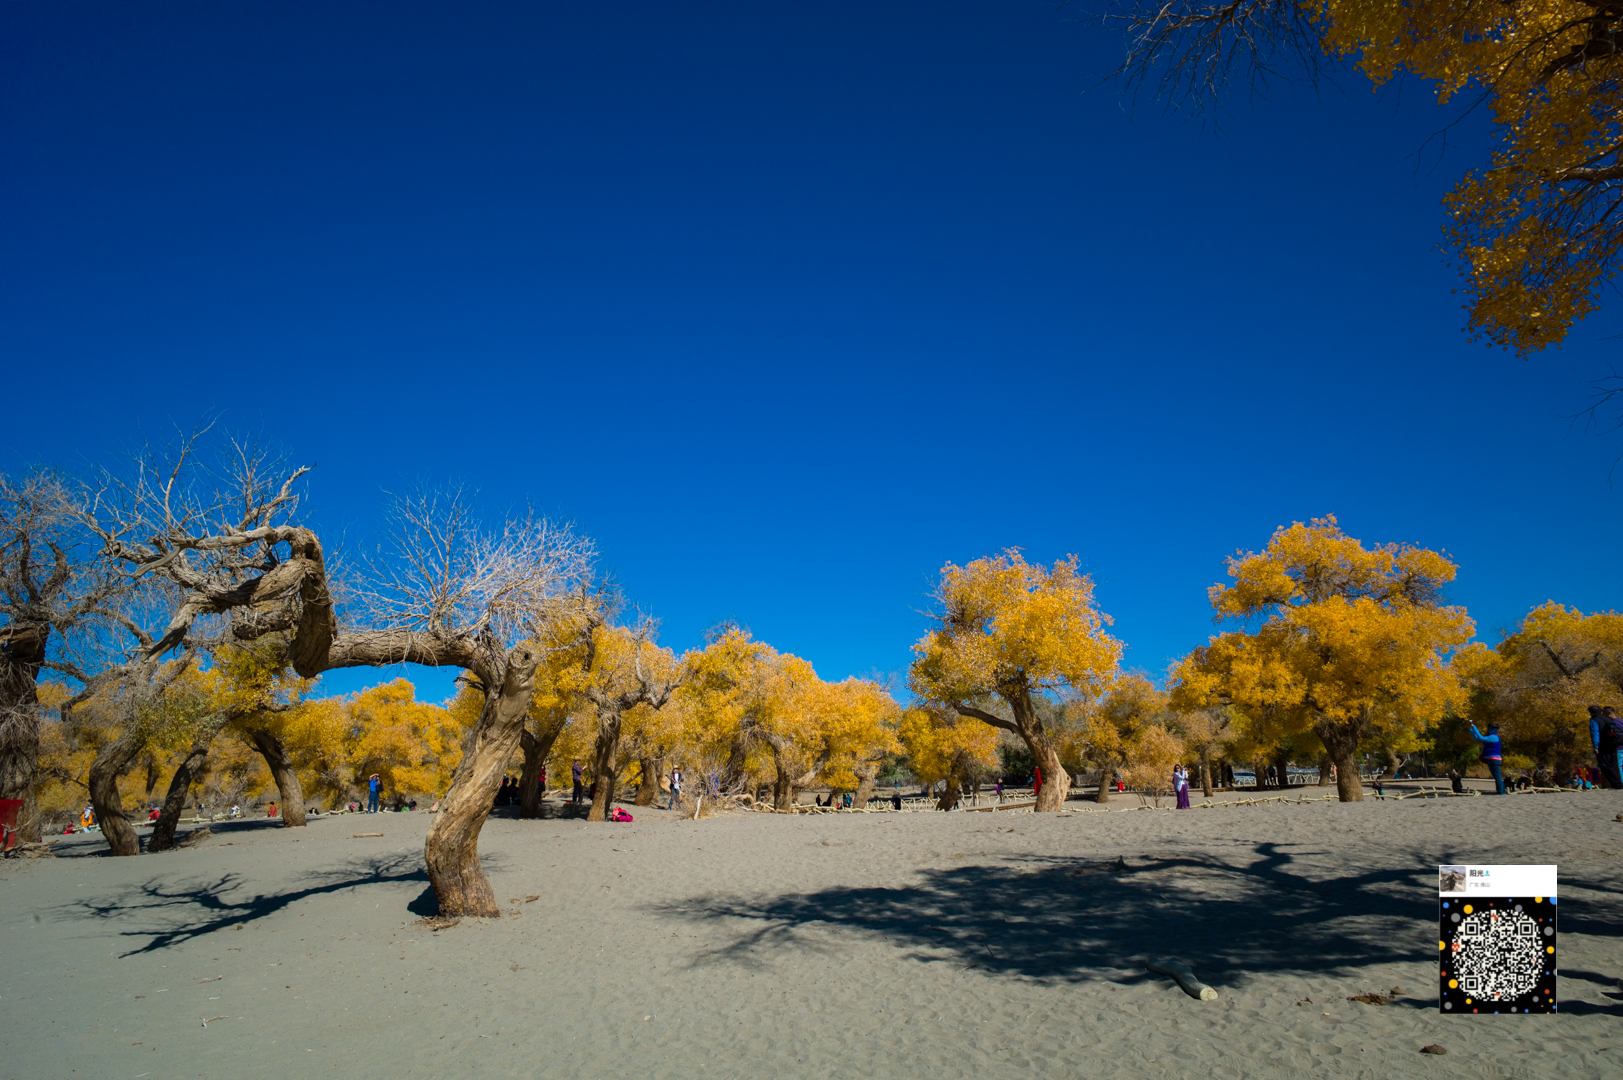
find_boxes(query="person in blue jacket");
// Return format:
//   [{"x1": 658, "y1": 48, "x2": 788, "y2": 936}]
[
  {"x1": 1470, "y1": 723, "x2": 1505, "y2": 795},
  {"x1": 1591, "y1": 705, "x2": 1623, "y2": 789}
]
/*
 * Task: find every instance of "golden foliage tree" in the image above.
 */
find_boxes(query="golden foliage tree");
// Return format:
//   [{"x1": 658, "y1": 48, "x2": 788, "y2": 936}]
[
  {"x1": 1066, "y1": 673, "x2": 1166, "y2": 804},
  {"x1": 910, "y1": 551, "x2": 1122, "y2": 811},
  {"x1": 1112, "y1": 0, "x2": 1623, "y2": 352},
  {"x1": 897, "y1": 706, "x2": 998, "y2": 810},
  {"x1": 1171, "y1": 517, "x2": 1473, "y2": 802}
]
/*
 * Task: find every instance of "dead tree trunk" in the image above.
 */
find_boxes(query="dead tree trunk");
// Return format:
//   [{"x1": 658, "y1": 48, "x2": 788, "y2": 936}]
[
  {"x1": 0, "y1": 624, "x2": 48, "y2": 844},
  {"x1": 87, "y1": 725, "x2": 147, "y2": 856},
  {"x1": 246, "y1": 727, "x2": 306, "y2": 827},
  {"x1": 423, "y1": 644, "x2": 540, "y2": 918},
  {"x1": 147, "y1": 737, "x2": 213, "y2": 853}
]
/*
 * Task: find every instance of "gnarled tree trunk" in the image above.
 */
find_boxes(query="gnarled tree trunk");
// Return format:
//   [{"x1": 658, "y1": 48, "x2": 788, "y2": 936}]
[
  {"x1": 517, "y1": 715, "x2": 566, "y2": 820},
  {"x1": 247, "y1": 727, "x2": 306, "y2": 827},
  {"x1": 851, "y1": 756, "x2": 883, "y2": 809},
  {"x1": 586, "y1": 705, "x2": 624, "y2": 822},
  {"x1": 0, "y1": 623, "x2": 48, "y2": 844},
  {"x1": 87, "y1": 725, "x2": 147, "y2": 856},
  {"x1": 424, "y1": 644, "x2": 540, "y2": 917},
  {"x1": 634, "y1": 756, "x2": 663, "y2": 806},
  {"x1": 147, "y1": 737, "x2": 213, "y2": 853},
  {"x1": 1315, "y1": 717, "x2": 1365, "y2": 803}
]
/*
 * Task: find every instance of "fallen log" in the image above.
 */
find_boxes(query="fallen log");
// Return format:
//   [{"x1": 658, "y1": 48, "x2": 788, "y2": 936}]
[{"x1": 1146, "y1": 958, "x2": 1218, "y2": 1001}]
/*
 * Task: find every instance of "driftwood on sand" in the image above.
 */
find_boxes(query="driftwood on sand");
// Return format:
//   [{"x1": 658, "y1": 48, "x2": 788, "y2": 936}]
[{"x1": 1146, "y1": 959, "x2": 1218, "y2": 1001}]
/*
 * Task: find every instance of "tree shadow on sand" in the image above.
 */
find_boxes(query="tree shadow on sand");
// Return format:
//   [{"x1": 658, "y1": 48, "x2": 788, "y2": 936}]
[
  {"x1": 659, "y1": 842, "x2": 1623, "y2": 988},
  {"x1": 65, "y1": 850, "x2": 504, "y2": 955}
]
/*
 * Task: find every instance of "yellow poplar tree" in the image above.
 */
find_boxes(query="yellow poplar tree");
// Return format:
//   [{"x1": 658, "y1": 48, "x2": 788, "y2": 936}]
[
  {"x1": 897, "y1": 706, "x2": 999, "y2": 810},
  {"x1": 910, "y1": 551, "x2": 1122, "y2": 812},
  {"x1": 1171, "y1": 516, "x2": 1473, "y2": 802}
]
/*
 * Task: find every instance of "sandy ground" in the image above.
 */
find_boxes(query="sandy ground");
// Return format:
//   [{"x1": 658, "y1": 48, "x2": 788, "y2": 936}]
[{"x1": 3, "y1": 787, "x2": 1621, "y2": 1080}]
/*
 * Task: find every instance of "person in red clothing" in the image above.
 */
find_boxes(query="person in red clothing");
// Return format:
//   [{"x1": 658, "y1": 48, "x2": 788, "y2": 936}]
[{"x1": 1033, "y1": 767, "x2": 1043, "y2": 798}]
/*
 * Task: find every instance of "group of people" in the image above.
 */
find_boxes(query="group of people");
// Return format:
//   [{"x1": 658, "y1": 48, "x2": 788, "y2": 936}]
[{"x1": 1470, "y1": 706, "x2": 1623, "y2": 795}]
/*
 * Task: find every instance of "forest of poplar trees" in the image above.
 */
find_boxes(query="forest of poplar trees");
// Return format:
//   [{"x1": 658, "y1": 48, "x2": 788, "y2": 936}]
[{"x1": 3, "y1": 433, "x2": 1619, "y2": 916}]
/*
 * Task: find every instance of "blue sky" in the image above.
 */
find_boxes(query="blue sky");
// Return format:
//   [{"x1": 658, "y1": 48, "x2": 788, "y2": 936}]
[{"x1": 4, "y1": 1, "x2": 1621, "y2": 704}]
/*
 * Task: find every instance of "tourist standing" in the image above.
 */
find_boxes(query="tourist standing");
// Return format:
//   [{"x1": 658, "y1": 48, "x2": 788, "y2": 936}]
[
  {"x1": 572, "y1": 759, "x2": 584, "y2": 804},
  {"x1": 669, "y1": 765, "x2": 682, "y2": 810},
  {"x1": 1593, "y1": 706, "x2": 1623, "y2": 789},
  {"x1": 367, "y1": 773, "x2": 381, "y2": 813},
  {"x1": 1469, "y1": 723, "x2": 1506, "y2": 794},
  {"x1": 1174, "y1": 764, "x2": 1191, "y2": 809}
]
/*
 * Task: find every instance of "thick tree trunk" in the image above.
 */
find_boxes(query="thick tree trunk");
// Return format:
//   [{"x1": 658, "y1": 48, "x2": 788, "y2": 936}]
[
  {"x1": 1315, "y1": 718, "x2": 1365, "y2": 803},
  {"x1": 1198, "y1": 751, "x2": 1213, "y2": 798},
  {"x1": 1317, "y1": 755, "x2": 1332, "y2": 786},
  {"x1": 1094, "y1": 762, "x2": 1113, "y2": 803},
  {"x1": 88, "y1": 726, "x2": 147, "y2": 856},
  {"x1": 517, "y1": 715, "x2": 566, "y2": 820},
  {"x1": 423, "y1": 644, "x2": 540, "y2": 917},
  {"x1": 851, "y1": 758, "x2": 882, "y2": 809},
  {"x1": 147, "y1": 738, "x2": 213, "y2": 853},
  {"x1": 587, "y1": 706, "x2": 624, "y2": 823},
  {"x1": 935, "y1": 772, "x2": 962, "y2": 810},
  {"x1": 0, "y1": 623, "x2": 48, "y2": 843},
  {"x1": 635, "y1": 756, "x2": 661, "y2": 806},
  {"x1": 247, "y1": 727, "x2": 306, "y2": 827},
  {"x1": 1004, "y1": 685, "x2": 1069, "y2": 812},
  {"x1": 1272, "y1": 750, "x2": 1291, "y2": 790},
  {"x1": 772, "y1": 758, "x2": 794, "y2": 811}
]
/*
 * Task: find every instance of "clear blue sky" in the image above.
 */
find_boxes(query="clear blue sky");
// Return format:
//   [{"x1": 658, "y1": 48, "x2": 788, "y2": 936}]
[{"x1": 4, "y1": 1, "x2": 1620, "y2": 704}]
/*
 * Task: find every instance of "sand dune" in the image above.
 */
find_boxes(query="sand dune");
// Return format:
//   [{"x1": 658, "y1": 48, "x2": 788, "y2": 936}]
[{"x1": 3, "y1": 790, "x2": 1621, "y2": 1079}]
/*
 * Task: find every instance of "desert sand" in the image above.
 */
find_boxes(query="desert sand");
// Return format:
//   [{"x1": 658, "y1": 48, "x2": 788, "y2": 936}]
[{"x1": 3, "y1": 787, "x2": 1621, "y2": 1079}]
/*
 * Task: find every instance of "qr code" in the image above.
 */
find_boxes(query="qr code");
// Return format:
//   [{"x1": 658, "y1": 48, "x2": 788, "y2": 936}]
[{"x1": 1440, "y1": 896, "x2": 1556, "y2": 1013}]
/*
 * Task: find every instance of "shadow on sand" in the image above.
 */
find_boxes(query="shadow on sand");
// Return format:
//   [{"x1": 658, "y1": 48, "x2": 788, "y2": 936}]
[
  {"x1": 659, "y1": 841, "x2": 1623, "y2": 992},
  {"x1": 65, "y1": 849, "x2": 502, "y2": 955}
]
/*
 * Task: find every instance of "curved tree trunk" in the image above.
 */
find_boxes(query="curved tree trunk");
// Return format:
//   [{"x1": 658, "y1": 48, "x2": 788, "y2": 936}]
[
  {"x1": 247, "y1": 727, "x2": 306, "y2": 827},
  {"x1": 88, "y1": 726, "x2": 147, "y2": 856},
  {"x1": 586, "y1": 706, "x2": 624, "y2": 822},
  {"x1": 634, "y1": 756, "x2": 663, "y2": 806},
  {"x1": 424, "y1": 644, "x2": 540, "y2": 917},
  {"x1": 147, "y1": 738, "x2": 213, "y2": 853},
  {"x1": 1094, "y1": 762, "x2": 1113, "y2": 803},
  {"x1": 935, "y1": 772, "x2": 962, "y2": 811},
  {"x1": 516, "y1": 714, "x2": 566, "y2": 820},
  {"x1": 0, "y1": 624, "x2": 48, "y2": 844},
  {"x1": 851, "y1": 757, "x2": 882, "y2": 809}
]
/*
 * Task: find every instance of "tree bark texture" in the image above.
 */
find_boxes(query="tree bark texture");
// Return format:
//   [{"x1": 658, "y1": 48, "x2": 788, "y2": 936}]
[
  {"x1": 423, "y1": 644, "x2": 540, "y2": 917},
  {"x1": 0, "y1": 623, "x2": 48, "y2": 843},
  {"x1": 147, "y1": 737, "x2": 213, "y2": 853},
  {"x1": 247, "y1": 727, "x2": 306, "y2": 827},
  {"x1": 1198, "y1": 752, "x2": 1214, "y2": 798},
  {"x1": 87, "y1": 725, "x2": 147, "y2": 856}
]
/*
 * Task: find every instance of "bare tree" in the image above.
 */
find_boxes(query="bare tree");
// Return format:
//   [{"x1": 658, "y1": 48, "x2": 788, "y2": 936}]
[{"x1": 0, "y1": 470, "x2": 133, "y2": 842}]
